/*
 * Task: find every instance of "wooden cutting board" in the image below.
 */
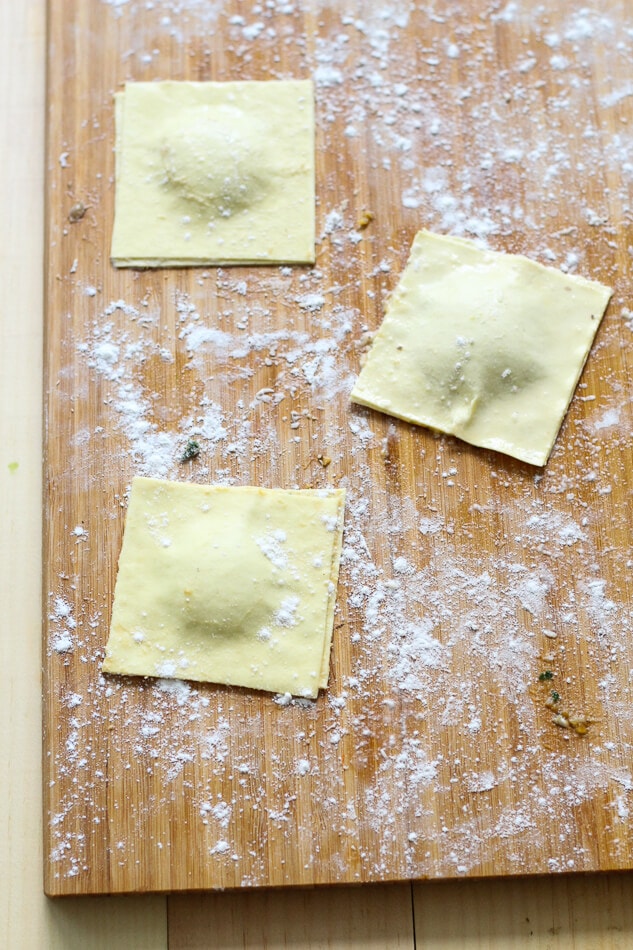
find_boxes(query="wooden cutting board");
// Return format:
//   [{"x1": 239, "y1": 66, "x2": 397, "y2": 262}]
[{"x1": 43, "y1": 0, "x2": 633, "y2": 896}]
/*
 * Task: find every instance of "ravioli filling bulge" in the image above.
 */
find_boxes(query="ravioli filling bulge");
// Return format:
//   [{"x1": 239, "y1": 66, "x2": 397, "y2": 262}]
[
  {"x1": 103, "y1": 478, "x2": 345, "y2": 698},
  {"x1": 351, "y1": 231, "x2": 612, "y2": 466}
]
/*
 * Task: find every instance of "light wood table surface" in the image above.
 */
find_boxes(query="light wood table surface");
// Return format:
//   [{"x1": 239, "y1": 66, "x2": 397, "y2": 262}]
[{"x1": 2, "y1": 1, "x2": 633, "y2": 947}]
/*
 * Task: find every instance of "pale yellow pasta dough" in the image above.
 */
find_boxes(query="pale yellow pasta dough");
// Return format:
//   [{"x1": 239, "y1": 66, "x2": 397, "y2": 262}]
[
  {"x1": 351, "y1": 231, "x2": 612, "y2": 466},
  {"x1": 102, "y1": 478, "x2": 345, "y2": 698},
  {"x1": 110, "y1": 80, "x2": 315, "y2": 267}
]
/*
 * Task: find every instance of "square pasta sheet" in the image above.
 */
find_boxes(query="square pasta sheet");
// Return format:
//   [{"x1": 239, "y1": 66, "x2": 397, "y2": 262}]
[
  {"x1": 351, "y1": 231, "x2": 613, "y2": 465},
  {"x1": 111, "y1": 80, "x2": 315, "y2": 267},
  {"x1": 102, "y1": 478, "x2": 346, "y2": 698}
]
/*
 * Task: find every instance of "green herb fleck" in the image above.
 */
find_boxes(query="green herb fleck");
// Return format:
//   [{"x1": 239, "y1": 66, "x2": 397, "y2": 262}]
[
  {"x1": 7, "y1": 461, "x2": 19, "y2": 473},
  {"x1": 538, "y1": 670, "x2": 554, "y2": 682},
  {"x1": 551, "y1": 691, "x2": 560, "y2": 703},
  {"x1": 68, "y1": 201, "x2": 87, "y2": 223},
  {"x1": 180, "y1": 439, "x2": 201, "y2": 462}
]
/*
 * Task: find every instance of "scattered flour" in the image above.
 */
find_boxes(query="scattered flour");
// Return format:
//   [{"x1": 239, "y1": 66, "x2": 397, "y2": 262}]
[{"x1": 48, "y1": 0, "x2": 633, "y2": 890}]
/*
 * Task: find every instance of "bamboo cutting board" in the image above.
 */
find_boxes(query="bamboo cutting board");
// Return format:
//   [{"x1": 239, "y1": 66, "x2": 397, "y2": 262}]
[{"x1": 44, "y1": 0, "x2": 633, "y2": 896}]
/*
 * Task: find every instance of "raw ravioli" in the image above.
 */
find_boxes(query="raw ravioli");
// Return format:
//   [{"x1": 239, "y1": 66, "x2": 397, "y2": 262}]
[
  {"x1": 111, "y1": 80, "x2": 315, "y2": 266},
  {"x1": 351, "y1": 230, "x2": 612, "y2": 465},
  {"x1": 102, "y1": 477, "x2": 345, "y2": 698}
]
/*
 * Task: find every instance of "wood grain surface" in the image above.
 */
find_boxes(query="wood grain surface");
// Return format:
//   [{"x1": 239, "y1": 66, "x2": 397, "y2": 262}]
[
  {"x1": 2, "y1": 2, "x2": 168, "y2": 946},
  {"x1": 3, "y1": 1, "x2": 633, "y2": 947},
  {"x1": 43, "y1": 0, "x2": 633, "y2": 898}
]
